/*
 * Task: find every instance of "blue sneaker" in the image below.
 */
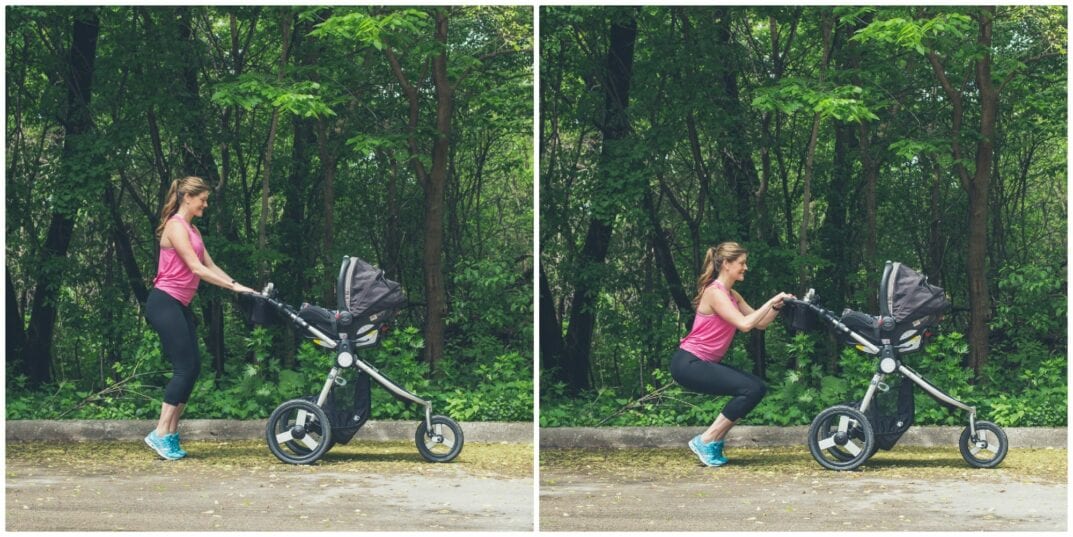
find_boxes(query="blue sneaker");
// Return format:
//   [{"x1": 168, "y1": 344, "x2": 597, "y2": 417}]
[
  {"x1": 166, "y1": 433, "x2": 188, "y2": 458},
  {"x1": 144, "y1": 430, "x2": 183, "y2": 460},
  {"x1": 688, "y1": 435, "x2": 727, "y2": 467},
  {"x1": 708, "y1": 440, "x2": 729, "y2": 466}
]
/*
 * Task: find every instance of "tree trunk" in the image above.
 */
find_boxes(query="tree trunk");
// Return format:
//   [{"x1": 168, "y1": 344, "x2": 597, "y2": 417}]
[
  {"x1": 926, "y1": 8, "x2": 996, "y2": 379},
  {"x1": 927, "y1": 157, "x2": 945, "y2": 286},
  {"x1": 817, "y1": 120, "x2": 854, "y2": 312},
  {"x1": 858, "y1": 122, "x2": 879, "y2": 312},
  {"x1": 105, "y1": 178, "x2": 148, "y2": 305},
  {"x1": 796, "y1": 12, "x2": 833, "y2": 293},
  {"x1": 797, "y1": 113, "x2": 821, "y2": 291},
  {"x1": 259, "y1": 10, "x2": 293, "y2": 257},
  {"x1": 23, "y1": 9, "x2": 99, "y2": 387},
  {"x1": 642, "y1": 187, "x2": 693, "y2": 324},
  {"x1": 966, "y1": 7, "x2": 997, "y2": 379},
  {"x1": 380, "y1": 149, "x2": 402, "y2": 281},
  {"x1": 540, "y1": 264, "x2": 567, "y2": 383},
  {"x1": 563, "y1": 10, "x2": 638, "y2": 394},
  {"x1": 7, "y1": 271, "x2": 27, "y2": 372},
  {"x1": 316, "y1": 118, "x2": 337, "y2": 268},
  {"x1": 418, "y1": 9, "x2": 453, "y2": 374},
  {"x1": 817, "y1": 21, "x2": 858, "y2": 315},
  {"x1": 175, "y1": 7, "x2": 228, "y2": 379},
  {"x1": 713, "y1": 7, "x2": 758, "y2": 240}
]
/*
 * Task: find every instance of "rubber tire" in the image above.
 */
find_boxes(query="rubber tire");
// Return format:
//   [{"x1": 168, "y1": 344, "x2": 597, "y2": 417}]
[
  {"x1": 959, "y1": 421, "x2": 1008, "y2": 469},
  {"x1": 808, "y1": 405, "x2": 875, "y2": 471},
  {"x1": 827, "y1": 401, "x2": 879, "y2": 461},
  {"x1": 415, "y1": 415, "x2": 464, "y2": 463},
  {"x1": 285, "y1": 396, "x2": 335, "y2": 455},
  {"x1": 266, "y1": 399, "x2": 333, "y2": 465}
]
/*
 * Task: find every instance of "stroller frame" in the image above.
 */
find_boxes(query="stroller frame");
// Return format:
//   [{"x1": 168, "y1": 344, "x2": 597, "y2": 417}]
[
  {"x1": 789, "y1": 295, "x2": 980, "y2": 440},
  {"x1": 251, "y1": 257, "x2": 463, "y2": 465},
  {"x1": 788, "y1": 262, "x2": 1008, "y2": 471}
]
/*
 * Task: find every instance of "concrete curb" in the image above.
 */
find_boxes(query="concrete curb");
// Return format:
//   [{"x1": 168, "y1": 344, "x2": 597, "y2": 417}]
[
  {"x1": 5, "y1": 420, "x2": 534, "y2": 444},
  {"x1": 539, "y1": 425, "x2": 1068, "y2": 449}
]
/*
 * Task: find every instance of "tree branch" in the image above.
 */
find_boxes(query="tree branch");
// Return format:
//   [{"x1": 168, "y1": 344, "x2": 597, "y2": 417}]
[
  {"x1": 996, "y1": 51, "x2": 1063, "y2": 94},
  {"x1": 451, "y1": 48, "x2": 532, "y2": 91}
]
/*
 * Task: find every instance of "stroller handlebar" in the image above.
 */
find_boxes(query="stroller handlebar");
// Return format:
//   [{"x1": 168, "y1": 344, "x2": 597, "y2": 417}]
[
  {"x1": 243, "y1": 285, "x2": 338, "y2": 349},
  {"x1": 783, "y1": 296, "x2": 882, "y2": 354}
]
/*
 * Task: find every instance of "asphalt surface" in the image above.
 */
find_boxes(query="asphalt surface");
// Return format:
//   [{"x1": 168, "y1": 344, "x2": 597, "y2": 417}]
[
  {"x1": 6, "y1": 440, "x2": 534, "y2": 532},
  {"x1": 540, "y1": 446, "x2": 1068, "y2": 532}
]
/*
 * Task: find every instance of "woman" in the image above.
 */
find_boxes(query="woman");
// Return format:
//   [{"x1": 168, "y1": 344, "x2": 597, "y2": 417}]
[
  {"x1": 144, "y1": 176, "x2": 256, "y2": 460},
  {"x1": 670, "y1": 242, "x2": 793, "y2": 467}
]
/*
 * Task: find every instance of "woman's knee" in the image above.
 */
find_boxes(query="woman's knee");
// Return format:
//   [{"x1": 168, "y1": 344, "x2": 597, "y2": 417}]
[{"x1": 746, "y1": 379, "x2": 767, "y2": 402}]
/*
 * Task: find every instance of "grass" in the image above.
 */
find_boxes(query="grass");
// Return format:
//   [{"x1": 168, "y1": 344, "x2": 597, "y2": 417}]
[
  {"x1": 540, "y1": 446, "x2": 1067, "y2": 484},
  {"x1": 7, "y1": 440, "x2": 534, "y2": 480}
]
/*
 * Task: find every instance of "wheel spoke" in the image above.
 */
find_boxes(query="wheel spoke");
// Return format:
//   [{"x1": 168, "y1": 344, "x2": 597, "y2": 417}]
[
  {"x1": 817, "y1": 436, "x2": 837, "y2": 450},
  {"x1": 295, "y1": 410, "x2": 309, "y2": 426},
  {"x1": 844, "y1": 440, "x2": 862, "y2": 456},
  {"x1": 837, "y1": 415, "x2": 852, "y2": 433},
  {"x1": 300, "y1": 434, "x2": 319, "y2": 451},
  {"x1": 276, "y1": 431, "x2": 294, "y2": 444}
]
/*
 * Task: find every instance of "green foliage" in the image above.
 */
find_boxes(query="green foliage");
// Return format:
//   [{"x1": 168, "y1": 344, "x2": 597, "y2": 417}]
[
  {"x1": 752, "y1": 79, "x2": 879, "y2": 122},
  {"x1": 541, "y1": 5, "x2": 1065, "y2": 432},
  {"x1": 7, "y1": 325, "x2": 532, "y2": 422},
  {"x1": 309, "y1": 9, "x2": 430, "y2": 50},
  {"x1": 541, "y1": 331, "x2": 1065, "y2": 427},
  {"x1": 7, "y1": 5, "x2": 531, "y2": 424},
  {"x1": 852, "y1": 12, "x2": 974, "y2": 55},
  {"x1": 211, "y1": 75, "x2": 335, "y2": 118}
]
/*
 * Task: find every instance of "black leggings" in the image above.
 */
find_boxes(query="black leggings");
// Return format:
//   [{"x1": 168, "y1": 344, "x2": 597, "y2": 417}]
[
  {"x1": 146, "y1": 288, "x2": 201, "y2": 405},
  {"x1": 670, "y1": 348, "x2": 767, "y2": 422}
]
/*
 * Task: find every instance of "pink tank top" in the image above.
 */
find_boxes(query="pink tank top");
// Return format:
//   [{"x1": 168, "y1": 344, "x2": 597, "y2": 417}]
[
  {"x1": 153, "y1": 214, "x2": 204, "y2": 306},
  {"x1": 679, "y1": 280, "x2": 739, "y2": 362}
]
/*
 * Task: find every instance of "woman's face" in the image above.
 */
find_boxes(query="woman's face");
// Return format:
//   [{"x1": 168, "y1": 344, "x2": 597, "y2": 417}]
[
  {"x1": 185, "y1": 191, "x2": 210, "y2": 218},
  {"x1": 722, "y1": 255, "x2": 748, "y2": 281}
]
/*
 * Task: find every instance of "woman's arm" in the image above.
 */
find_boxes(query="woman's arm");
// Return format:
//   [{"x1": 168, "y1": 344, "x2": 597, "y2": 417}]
[
  {"x1": 709, "y1": 288, "x2": 790, "y2": 333},
  {"x1": 731, "y1": 290, "x2": 780, "y2": 330},
  {"x1": 202, "y1": 248, "x2": 235, "y2": 285},
  {"x1": 165, "y1": 221, "x2": 253, "y2": 293}
]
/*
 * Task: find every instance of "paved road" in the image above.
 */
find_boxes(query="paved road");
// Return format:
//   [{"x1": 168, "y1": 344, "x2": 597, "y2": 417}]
[
  {"x1": 540, "y1": 446, "x2": 1067, "y2": 531},
  {"x1": 7, "y1": 440, "x2": 533, "y2": 531}
]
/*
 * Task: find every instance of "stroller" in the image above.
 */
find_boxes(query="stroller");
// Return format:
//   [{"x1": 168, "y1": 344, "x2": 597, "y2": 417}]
[
  {"x1": 243, "y1": 256, "x2": 463, "y2": 465},
  {"x1": 784, "y1": 261, "x2": 1008, "y2": 471}
]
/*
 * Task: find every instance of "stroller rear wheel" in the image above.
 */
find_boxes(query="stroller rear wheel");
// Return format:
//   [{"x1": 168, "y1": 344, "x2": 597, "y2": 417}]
[
  {"x1": 959, "y1": 421, "x2": 1008, "y2": 468},
  {"x1": 808, "y1": 405, "x2": 875, "y2": 471},
  {"x1": 266, "y1": 399, "x2": 333, "y2": 465},
  {"x1": 415, "y1": 415, "x2": 464, "y2": 463}
]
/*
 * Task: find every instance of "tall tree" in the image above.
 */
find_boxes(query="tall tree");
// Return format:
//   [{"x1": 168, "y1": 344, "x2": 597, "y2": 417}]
[
  {"x1": 383, "y1": 9, "x2": 452, "y2": 371},
  {"x1": 563, "y1": 9, "x2": 639, "y2": 393},
  {"x1": 22, "y1": 9, "x2": 100, "y2": 387}
]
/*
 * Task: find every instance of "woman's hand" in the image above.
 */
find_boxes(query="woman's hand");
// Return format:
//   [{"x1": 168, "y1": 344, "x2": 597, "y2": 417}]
[
  {"x1": 232, "y1": 282, "x2": 257, "y2": 294},
  {"x1": 771, "y1": 292, "x2": 795, "y2": 310}
]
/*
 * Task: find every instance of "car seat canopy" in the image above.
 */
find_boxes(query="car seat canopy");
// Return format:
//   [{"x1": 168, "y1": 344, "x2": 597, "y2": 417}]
[
  {"x1": 339, "y1": 257, "x2": 407, "y2": 320},
  {"x1": 880, "y1": 261, "x2": 950, "y2": 324}
]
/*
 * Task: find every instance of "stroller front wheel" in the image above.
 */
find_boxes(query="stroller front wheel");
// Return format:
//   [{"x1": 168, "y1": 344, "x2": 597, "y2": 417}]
[
  {"x1": 959, "y1": 421, "x2": 1008, "y2": 468},
  {"x1": 266, "y1": 399, "x2": 333, "y2": 465},
  {"x1": 808, "y1": 405, "x2": 875, "y2": 471},
  {"x1": 415, "y1": 415, "x2": 464, "y2": 463}
]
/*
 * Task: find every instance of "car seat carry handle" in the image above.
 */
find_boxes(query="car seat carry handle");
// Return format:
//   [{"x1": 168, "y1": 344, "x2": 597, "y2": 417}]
[{"x1": 337, "y1": 256, "x2": 350, "y2": 312}]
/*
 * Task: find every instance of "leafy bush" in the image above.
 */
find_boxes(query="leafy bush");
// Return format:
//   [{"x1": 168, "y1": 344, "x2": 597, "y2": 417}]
[
  {"x1": 541, "y1": 330, "x2": 1066, "y2": 428},
  {"x1": 7, "y1": 324, "x2": 532, "y2": 423}
]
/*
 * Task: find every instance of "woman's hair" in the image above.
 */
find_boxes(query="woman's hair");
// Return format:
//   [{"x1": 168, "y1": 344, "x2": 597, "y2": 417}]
[
  {"x1": 693, "y1": 242, "x2": 748, "y2": 307},
  {"x1": 155, "y1": 176, "x2": 211, "y2": 238}
]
